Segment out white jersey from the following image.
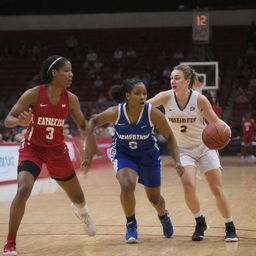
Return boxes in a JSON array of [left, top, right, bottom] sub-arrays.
[[164, 89, 206, 148]]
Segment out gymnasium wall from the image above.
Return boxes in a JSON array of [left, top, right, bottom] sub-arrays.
[[0, 9, 255, 31]]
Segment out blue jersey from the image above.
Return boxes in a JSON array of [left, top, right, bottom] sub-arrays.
[[111, 102, 159, 157], [110, 103, 161, 188]]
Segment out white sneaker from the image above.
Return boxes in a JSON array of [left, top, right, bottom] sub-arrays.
[[70, 203, 96, 236]]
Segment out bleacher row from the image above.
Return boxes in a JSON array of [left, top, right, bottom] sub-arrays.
[[0, 26, 250, 130]]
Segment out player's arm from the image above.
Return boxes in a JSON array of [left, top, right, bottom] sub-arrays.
[[86, 106, 118, 136], [252, 118, 256, 128], [150, 107, 184, 176], [82, 106, 118, 170], [147, 90, 170, 108], [69, 92, 87, 132], [68, 92, 103, 171], [198, 94, 231, 130], [4, 88, 38, 128]]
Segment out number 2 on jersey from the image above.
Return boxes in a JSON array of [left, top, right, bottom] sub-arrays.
[[180, 125, 187, 133]]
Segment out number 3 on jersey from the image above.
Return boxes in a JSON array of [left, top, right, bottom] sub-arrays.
[[46, 127, 54, 140], [180, 125, 187, 133]]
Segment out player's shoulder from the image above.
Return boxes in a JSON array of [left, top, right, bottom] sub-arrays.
[[107, 105, 119, 114], [67, 90, 80, 104], [197, 93, 208, 103], [21, 86, 39, 100]]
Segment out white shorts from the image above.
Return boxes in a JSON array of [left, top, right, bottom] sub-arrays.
[[179, 144, 222, 173]]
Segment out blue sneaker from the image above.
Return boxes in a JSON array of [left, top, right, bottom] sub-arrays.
[[126, 220, 138, 243], [158, 210, 174, 238]]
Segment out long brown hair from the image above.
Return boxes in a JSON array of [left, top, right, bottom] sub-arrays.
[[173, 64, 199, 89]]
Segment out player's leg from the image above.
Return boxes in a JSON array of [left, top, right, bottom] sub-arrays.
[[205, 169, 238, 242], [200, 148, 238, 242], [180, 165, 200, 213], [180, 165, 208, 241], [56, 175, 96, 236], [144, 186, 174, 238], [248, 142, 255, 159], [47, 143, 96, 236], [116, 167, 138, 243], [205, 168, 231, 218], [3, 161, 39, 256]]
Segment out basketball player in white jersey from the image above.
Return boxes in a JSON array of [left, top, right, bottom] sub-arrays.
[[147, 64, 238, 242]]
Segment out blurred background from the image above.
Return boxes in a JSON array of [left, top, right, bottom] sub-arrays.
[[0, 0, 255, 157]]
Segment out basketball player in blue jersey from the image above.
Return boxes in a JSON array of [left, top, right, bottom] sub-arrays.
[[147, 64, 238, 242], [83, 78, 184, 243]]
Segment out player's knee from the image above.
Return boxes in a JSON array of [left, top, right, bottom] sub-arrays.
[[17, 183, 33, 199], [120, 181, 136, 193]]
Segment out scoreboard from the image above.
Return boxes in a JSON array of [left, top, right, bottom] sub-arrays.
[[192, 10, 210, 43]]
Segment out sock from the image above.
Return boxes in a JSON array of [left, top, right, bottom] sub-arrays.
[[158, 210, 167, 219], [74, 204, 89, 215], [225, 217, 233, 224], [126, 215, 136, 223], [195, 215, 205, 223], [194, 211, 203, 218], [7, 234, 16, 244]]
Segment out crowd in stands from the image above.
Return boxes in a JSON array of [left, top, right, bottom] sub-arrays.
[[231, 21, 256, 137], [0, 24, 255, 151]]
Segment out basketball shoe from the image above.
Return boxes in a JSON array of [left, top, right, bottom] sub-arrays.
[[158, 210, 174, 238], [3, 242, 17, 256], [126, 220, 138, 243], [192, 216, 209, 241], [225, 222, 238, 242], [70, 203, 96, 236]]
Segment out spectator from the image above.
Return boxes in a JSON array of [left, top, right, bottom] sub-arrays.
[[93, 75, 104, 88], [86, 49, 98, 66], [241, 112, 255, 160], [97, 93, 108, 103], [162, 66, 171, 79], [113, 48, 123, 64], [65, 35, 79, 57], [125, 47, 137, 64], [173, 48, 184, 63]]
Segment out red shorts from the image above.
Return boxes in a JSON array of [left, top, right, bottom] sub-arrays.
[[18, 141, 75, 180], [242, 134, 254, 143]]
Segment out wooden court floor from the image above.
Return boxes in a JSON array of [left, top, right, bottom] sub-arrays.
[[0, 156, 256, 256]]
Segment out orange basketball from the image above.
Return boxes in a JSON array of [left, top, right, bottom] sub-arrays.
[[202, 123, 231, 150]]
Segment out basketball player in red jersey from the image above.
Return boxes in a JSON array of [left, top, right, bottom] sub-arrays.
[[241, 112, 255, 159], [3, 55, 98, 256]]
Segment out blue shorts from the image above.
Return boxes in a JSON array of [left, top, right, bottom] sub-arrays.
[[111, 151, 161, 188]]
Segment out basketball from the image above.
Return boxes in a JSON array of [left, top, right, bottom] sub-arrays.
[[202, 123, 231, 150]]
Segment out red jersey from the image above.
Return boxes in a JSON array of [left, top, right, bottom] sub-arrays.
[[24, 85, 69, 147], [242, 119, 254, 143]]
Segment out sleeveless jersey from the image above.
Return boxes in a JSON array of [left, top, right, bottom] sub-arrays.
[[164, 89, 206, 148], [23, 85, 69, 147], [111, 103, 159, 157]]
